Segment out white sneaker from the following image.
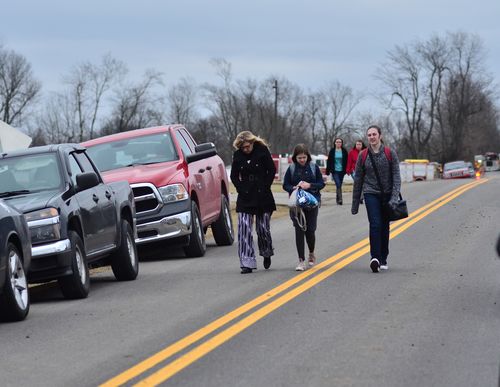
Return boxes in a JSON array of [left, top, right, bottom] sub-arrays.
[[370, 258, 380, 273], [295, 260, 306, 271], [380, 264, 389, 270], [308, 252, 316, 266]]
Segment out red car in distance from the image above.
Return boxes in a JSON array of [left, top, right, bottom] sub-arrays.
[[442, 161, 474, 179]]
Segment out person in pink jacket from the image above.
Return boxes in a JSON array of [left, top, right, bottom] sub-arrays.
[[346, 140, 366, 176], [346, 140, 366, 203]]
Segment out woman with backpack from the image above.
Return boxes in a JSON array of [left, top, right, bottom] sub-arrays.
[[283, 144, 325, 271], [351, 125, 401, 273]]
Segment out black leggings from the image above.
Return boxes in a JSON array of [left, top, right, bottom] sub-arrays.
[[290, 207, 318, 259]]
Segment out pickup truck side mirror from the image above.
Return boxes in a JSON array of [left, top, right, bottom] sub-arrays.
[[185, 142, 217, 164], [76, 172, 100, 192]]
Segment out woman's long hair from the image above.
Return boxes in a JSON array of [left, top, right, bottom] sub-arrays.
[[232, 131, 269, 150]]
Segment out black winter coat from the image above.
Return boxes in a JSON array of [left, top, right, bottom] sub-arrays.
[[326, 147, 348, 175], [230, 143, 277, 214]]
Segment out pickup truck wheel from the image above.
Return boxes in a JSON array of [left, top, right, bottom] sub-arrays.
[[111, 219, 139, 281], [0, 243, 29, 321], [212, 195, 234, 246], [183, 201, 206, 257], [58, 231, 90, 299]]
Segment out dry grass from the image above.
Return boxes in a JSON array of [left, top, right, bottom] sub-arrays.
[[206, 203, 289, 240], [210, 180, 353, 240], [229, 181, 353, 194]]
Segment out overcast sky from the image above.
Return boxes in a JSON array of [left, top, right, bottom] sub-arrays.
[[2, 0, 499, 114]]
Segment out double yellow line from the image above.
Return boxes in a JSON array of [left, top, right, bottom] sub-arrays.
[[101, 178, 488, 386]]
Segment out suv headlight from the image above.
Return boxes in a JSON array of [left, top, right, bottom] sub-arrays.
[[158, 184, 188, 203], [25, 208, 61, 244]]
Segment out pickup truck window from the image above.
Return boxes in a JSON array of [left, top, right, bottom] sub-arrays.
[[68, 154, 83, 186], [175, 131, 193, 157], [87, 133, 178, 171], [74, 152, 98, 174], [0, 153, 62, 194], [179, 129, 197, 152]]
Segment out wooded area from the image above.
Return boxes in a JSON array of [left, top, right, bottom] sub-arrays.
[[1, 31, 498, 165]]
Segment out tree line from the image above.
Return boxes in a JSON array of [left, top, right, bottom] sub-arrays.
[[1, 31, 498, 165]]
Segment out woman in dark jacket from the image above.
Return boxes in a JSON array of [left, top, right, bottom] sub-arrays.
[[283, 144, 325, 271], [326, 137, 348, 205], [230, 131, 276, 274]]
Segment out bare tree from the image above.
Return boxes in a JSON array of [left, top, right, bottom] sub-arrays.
[[265, 77, 307, 153], [437, 32, 495, 162], [101, 70, 164, 134], [37, 92, 80, 143], [202, 58, 243, 144], [377, 38, 448, 159], [0, 45, 41, 125], [62, 54, 126, 141], [317, 80, 362, 153], [376, 32, 498, 162], [166, 77, 199, 127], [203, 60, 309, 155]]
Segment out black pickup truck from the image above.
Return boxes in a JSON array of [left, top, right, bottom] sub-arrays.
[[0, 144, 138, 299]]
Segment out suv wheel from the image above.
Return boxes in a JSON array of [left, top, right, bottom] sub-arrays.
[[212, 195, 234, 246], [58, 231, 90, 299], [111, 219, 139, 281], [0, 243, 29, 321], [183, 201, 206, 257]]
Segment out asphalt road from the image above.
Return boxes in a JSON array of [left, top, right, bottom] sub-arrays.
[[1, 174, 499, 387]]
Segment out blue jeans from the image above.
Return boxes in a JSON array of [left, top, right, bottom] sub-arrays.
[[364, 193, 390, 264], [332, 171, 345, 189]]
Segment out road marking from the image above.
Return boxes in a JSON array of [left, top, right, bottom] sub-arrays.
[[100, 178, 487, 386]]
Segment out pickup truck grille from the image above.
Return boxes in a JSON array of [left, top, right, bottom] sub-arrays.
[[131, 183, 161, 214]]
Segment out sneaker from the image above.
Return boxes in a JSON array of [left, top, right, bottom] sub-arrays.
[[370, 258, 380, 273], [295, 260, 306, 271], [263, 256, 271, 269], [240, 267, 253, 274], [380, 264, 389, 271], [308, 252, 316, 266]]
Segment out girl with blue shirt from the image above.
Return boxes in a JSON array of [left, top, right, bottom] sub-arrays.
[[326, 138, 348, 205]]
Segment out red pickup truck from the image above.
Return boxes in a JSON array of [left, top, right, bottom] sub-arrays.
[[82, 125, 234, 257]]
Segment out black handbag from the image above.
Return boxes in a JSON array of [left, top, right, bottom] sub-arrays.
[[386, 193, 408, 221], [368, 150, 409, 221]]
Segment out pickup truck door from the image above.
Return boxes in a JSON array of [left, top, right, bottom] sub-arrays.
[[71, 153, 118, 253], [175, 130, 219, 221]]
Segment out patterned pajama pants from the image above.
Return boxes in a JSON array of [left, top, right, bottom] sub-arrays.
[[237, 212, 274, 269]]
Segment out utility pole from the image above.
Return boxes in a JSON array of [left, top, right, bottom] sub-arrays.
[[272, 79, 278, 134]]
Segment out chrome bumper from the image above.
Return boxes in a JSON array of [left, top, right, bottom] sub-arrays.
[[32, 239, 71, 258], [136, 211, 191, 245]]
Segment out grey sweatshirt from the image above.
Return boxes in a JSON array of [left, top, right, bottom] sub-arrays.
[[351, 146, 401, 214]]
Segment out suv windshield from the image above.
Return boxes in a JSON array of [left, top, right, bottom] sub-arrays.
[[86, 132, 178, 172], [0, 153, 62, 195]]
